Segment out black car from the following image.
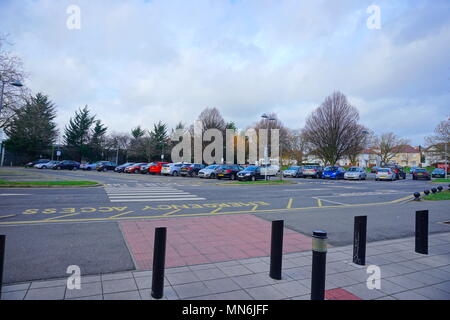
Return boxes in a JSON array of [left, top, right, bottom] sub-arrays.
[[25, 159, 50, 168], [412, 168, 431, 180], [215, 164, 245, 180], [114, 162, 135, 173], [180, 164, 205, 177], [431, 168, 446, 178], [96, 161, 117, 172], [237, 166, 264, 181], [53, 160, 80, 170], [388, 165, 406, 180]]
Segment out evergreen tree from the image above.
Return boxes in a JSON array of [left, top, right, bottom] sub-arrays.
[[5, 93, 58, 160], [89, 120, 108, 161], [64, 105, 95, 161], [150, 121, 169, 160]]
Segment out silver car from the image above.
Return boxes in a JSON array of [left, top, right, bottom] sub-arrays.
[[34, 160, 61, 169], [375, 168, 396, 181], [198, 165, 220, 179], [161, 163, 184, 176], [344, 167, 367, 180]]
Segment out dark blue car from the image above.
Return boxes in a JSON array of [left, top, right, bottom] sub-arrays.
[[321, 166, 346, 179]]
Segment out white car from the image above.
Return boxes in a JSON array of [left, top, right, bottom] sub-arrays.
[[198, 165, 220, 179], [344, 167, 367, 180], [34, 160, 61, 169], [375, 168, 396, 181], [259, 164, 280, 177]]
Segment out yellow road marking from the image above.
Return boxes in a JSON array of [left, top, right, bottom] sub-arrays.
[[162, 209, 181, 217], [210, 207, 222, 214], [44, 212, 82, 221], [0, 194, 416, 225], [317, 198, 323, 207], [0, 214, 16, 219], [287, 198, 293, 209], [109, 211, 134, 219]]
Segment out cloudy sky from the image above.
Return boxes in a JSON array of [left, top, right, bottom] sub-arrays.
[[1, 0, 449, 145]]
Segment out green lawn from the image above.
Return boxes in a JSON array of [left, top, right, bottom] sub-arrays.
[[423, 190, 450, 201], [0, 180, 99, 186], [432, 178, 450, 183]]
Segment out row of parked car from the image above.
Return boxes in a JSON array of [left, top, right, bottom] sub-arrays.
[[25, 159, 446, 182]]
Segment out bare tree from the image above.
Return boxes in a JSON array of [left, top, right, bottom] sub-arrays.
[[302, 91, 367, 166], [0, 35, 28, 128], [198, 107, 226, 131], [373, 132, 409, 165], [344, 126, 371, 165], [284, 129, 307, 165], [425, 120, 450, 164]]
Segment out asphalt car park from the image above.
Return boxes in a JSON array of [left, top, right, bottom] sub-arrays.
[[1, 167, 449, 284]]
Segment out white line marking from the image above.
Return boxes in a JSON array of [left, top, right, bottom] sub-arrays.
[[110, 198, 206, 202]]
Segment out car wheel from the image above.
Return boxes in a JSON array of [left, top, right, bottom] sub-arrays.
[[210, 173, 216, 179]]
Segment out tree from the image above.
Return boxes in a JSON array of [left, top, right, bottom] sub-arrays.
[[0, 35, 28, 128], [302, 91, 367, 166], [4, 93, 58, 160], [89, 120, 108, 161], [373, 132, 409, 165], [344, 126, 372, 165], [284, 129, 307, 165], [64, 106, 96, 161], [131, 126, 146, 139], [425, 120, 450, 164], [149, 121, 169, 161]]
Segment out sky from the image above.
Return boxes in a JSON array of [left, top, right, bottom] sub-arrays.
[[0, 0, 449, 146]]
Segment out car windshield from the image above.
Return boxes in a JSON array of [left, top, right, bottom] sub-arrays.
[[324, 167, 338, 171], [244, 166, 258, 171], [378, 169, 390, 172], [287, 167, 299, 170], [205, 165, 218, 170], [433, 168, 444, 172], [416, 169, 427, 173], [304, 166, 318, 169], [348, 167, 360, 172]]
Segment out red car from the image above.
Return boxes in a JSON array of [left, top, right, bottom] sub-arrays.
[[124, 163, 147, 173], [148, 162, 169, 175]]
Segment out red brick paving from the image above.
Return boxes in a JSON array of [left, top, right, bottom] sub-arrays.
[[119, 214, 313, 270], [325, 288, 362, 300]]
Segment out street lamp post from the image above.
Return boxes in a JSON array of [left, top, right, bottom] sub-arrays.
[[261, 113, 276, 181], [0, 80, 23, 167]]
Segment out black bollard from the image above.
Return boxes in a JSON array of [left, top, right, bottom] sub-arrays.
[[415, 210, 428, 254], [353, 216, 367, 265], [269, 220, 284, 280], [151, 227, 167, 299], [0, 235, 5, 300], [311, 230, 327, 300]]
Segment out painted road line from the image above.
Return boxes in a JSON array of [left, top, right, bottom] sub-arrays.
[[108, 193, 192, 197], [45, 212, 82, 221], [314, 197, 347, 206], [0, 214, 16, 220], [287, 198, 293, 209], [110, 198, 206, 202], [316, 198, 323, 207], [109, 211, 135, 219], [210, 207, 222, 214], [162, 209, 182, 217], [0, 194, 30, 196]]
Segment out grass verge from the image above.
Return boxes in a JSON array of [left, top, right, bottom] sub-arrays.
[[431, 178, 450, 183], [423, 190, 450, 201], [0, 180, 99, 186]]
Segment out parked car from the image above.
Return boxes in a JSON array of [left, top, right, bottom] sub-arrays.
[[25, 159, 50, 168], [53, 160, 80, 170], [388, 165, 406, 180], [370, 166, 380, 174], [215, 164, 245, 180], [259, 164, 280, 177], [237, 166, 264, 181], [96, 161, 117, 172], [375, 168, 396, 181], [409, 167, 420, 174], [431, 168, 446, 178], [344, 167, 367, 180], [412, 168, 431, 180], [322, 166, 346, 179], [302, 165, 323, 179], [34, 160, 61, 169], [124, 163, 147, 173], [161, 163, 184, 176], [198, 165, 220, 179], [148, 162, 169, 175], [139, 163, 152, 174], [282, 166, 303, 178], [114, 162, 135, 173], [180, 164, 205, 177], [80, 162, 99, 171]]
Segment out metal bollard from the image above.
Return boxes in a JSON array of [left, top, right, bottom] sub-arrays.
[[311, 230, 327, 300], [269, 220, 284, 280], [0, 235, 5, 300], [151, 227, 167, 299], [353, 216, 367, 265], [415, 210, 428, 255]]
